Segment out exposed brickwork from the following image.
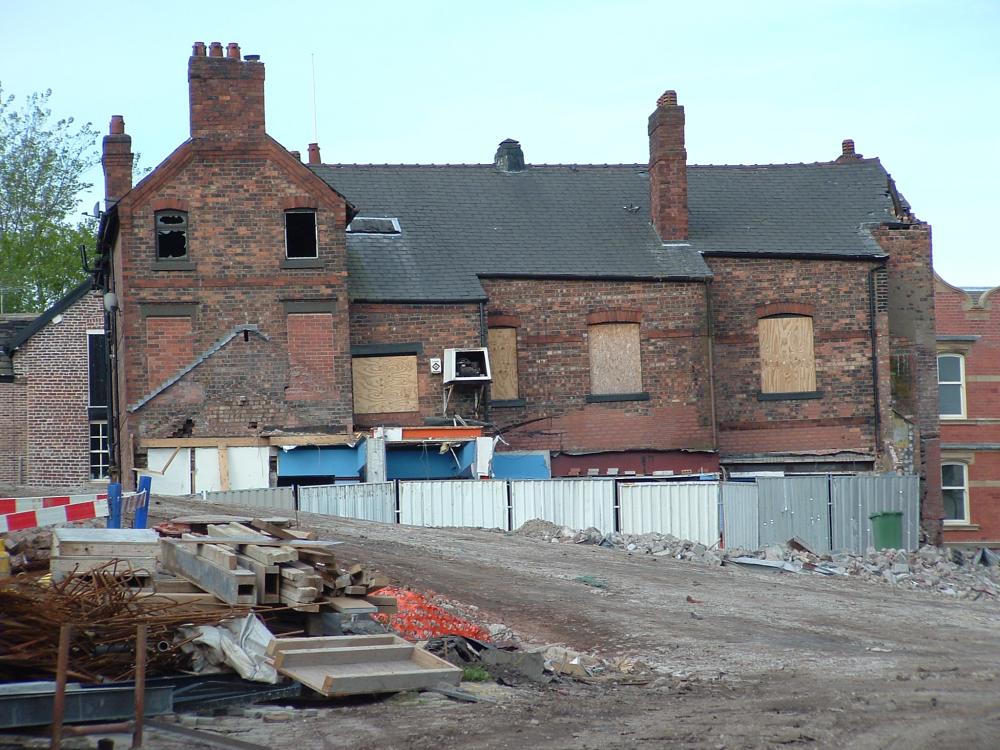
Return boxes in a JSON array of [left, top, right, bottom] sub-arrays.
[[648, 91, 688, 241], [875, 223, 942, 541], [145, 317, 193, 389], [0, 293, 104, 486], [936, 278, 1000, 543], [348, 303, 482, 423], [111, 50, 354, 480], [707, 258, 884, 458], [286, 313, 337, 401], [481, 278, 713, 453]]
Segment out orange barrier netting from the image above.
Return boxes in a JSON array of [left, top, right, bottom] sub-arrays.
[[372, 586, 491, 642]]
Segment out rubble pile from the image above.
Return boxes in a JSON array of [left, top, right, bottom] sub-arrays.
[[515, 519, 1000, 601], [515, 519, 723, 564], [731, 543, 1000, 600]]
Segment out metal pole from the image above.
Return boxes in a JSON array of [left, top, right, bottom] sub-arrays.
[[50, 624, 72, 749], [132, 624, 147, 749]]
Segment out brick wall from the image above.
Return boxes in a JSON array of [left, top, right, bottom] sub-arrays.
[[286, 313, 337, 401], [707, 257, 883, 459], [480, 278, 713, 454], [935, 278, 1000, 542], [114, 146, 354, 451], [0, 292, 104, 486], [348, 303, 483, 425], [875, 223, 941, 541], [146, 317, 194, 389]]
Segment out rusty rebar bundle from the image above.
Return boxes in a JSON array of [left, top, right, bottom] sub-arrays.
[[0, 563, 252, 683]]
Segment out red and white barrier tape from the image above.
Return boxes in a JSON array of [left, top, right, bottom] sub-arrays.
[[0, 493, 109, 515], [0, 499, 110, 533]]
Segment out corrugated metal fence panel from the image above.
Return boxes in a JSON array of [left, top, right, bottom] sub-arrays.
[[619, 482, 720, 546], [399, 481, 508, 529], [299, 482, 396, 524], [830, 474, 920, 552], [721, 482, 759, 550], [201, 486, 295, 511], [510, 479, 615, 534], [756, 476, 831, 553]]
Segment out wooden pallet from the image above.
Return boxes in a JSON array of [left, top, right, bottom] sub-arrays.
[[267, 635, 461, 696]]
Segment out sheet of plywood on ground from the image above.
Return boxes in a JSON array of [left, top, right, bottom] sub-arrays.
[[588, 323, 642, 394], [487, 327, 519, 400], [351, 355, 418, 414], [159, 540, 256, 605], [758, 315, 816, 393]]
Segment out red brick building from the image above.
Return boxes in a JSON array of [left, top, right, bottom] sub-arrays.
[[96, 42, 941, 538], [935, 276, 1000, 544], [0, 283, 110, 486]]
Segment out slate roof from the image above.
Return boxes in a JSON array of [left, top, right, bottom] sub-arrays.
[[312, 158, 900, 302]]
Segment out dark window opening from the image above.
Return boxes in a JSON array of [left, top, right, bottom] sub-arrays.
[[88, 332, 108, 408], [89, 421, 110, 480], [155, 211, 188, 259], [285, 210, 318, 258]]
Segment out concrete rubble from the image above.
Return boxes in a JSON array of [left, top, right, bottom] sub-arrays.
[[514, 519, 1000, 602]]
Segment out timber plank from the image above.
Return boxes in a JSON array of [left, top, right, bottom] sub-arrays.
[[159, 540, 256, 605]]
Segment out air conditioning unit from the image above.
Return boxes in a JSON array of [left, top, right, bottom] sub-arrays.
[[442, 347, 492, 385]]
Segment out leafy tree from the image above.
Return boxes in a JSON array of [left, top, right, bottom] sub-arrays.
[[0, 85, 100, 314]]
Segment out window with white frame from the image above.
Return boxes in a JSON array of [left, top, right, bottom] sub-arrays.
[[89, 420, 110, 480], [941, 462, 969, 524], [938, 353, 966, 418]]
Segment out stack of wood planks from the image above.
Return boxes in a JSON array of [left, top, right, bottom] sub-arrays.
[[157, 520, 396, 614], [49, 528, 160, 584]]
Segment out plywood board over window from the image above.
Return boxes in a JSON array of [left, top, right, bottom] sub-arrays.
[[352, 355, 419, 414], [488, 328, 519, 400], [589, 323, 642, 394], [758, 315, 816, 393]]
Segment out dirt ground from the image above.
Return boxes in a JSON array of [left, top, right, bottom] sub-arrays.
[[121, 495, 1000, 750], [7, 489, 1000, 749]]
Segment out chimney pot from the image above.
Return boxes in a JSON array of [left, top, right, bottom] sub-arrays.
[[209, 41, 224, 57], [308, 143, 322, 165], [109, 115, 125, 135], [227, 43, 241, 59], [657, 90, 678, 107], [842, 139, 855, 156], [192, 41, 207, 57]]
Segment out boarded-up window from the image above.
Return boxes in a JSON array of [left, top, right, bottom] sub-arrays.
[[352, 355, 419, 414], [758, 315, 816, 394], [488, 328, 519, 400], [589, 323, 642, 395]]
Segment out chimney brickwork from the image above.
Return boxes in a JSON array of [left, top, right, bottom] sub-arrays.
[[648, 90, 688, 241], [189, 41, 265, 141], [102, 115, 133, 206]]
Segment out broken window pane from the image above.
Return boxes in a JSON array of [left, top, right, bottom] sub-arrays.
[[155, 211, 188, 259], [286, 210, 318, 258]]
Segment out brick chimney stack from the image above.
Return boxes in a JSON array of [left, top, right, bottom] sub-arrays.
[[835, 138, 863, 163], [189, 40, 265, 142], [648, 90, 688, 241], [307, 143, 322, 165], [102, 115, 133, 207]]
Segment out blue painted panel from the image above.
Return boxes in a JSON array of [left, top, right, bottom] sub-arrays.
[[278, 446, 361, 478], [386, 445, 469, 480], [493, 453, 551, 480]]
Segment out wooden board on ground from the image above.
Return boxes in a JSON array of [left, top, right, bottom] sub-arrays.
[[159, 539, 256, 605], [52, 528, 159, 558], [326, 597, 378, 615], [268, 634, 461, 697], [250, 519, 317, 541]]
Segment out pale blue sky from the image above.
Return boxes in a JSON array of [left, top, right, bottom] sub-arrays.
[[3, 0, 997, 286]]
